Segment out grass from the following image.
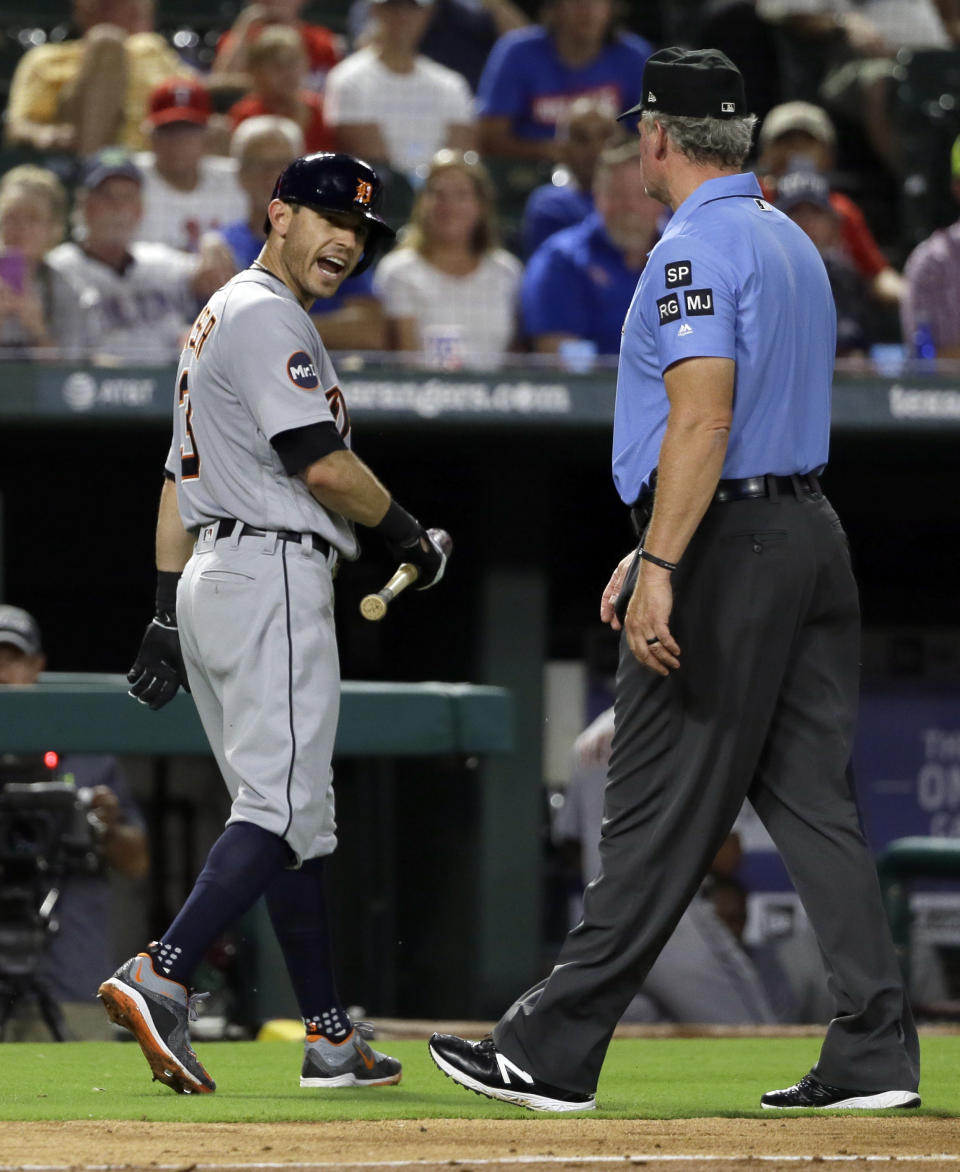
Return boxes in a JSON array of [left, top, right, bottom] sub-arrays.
[[0, 1036, 957, 1121]]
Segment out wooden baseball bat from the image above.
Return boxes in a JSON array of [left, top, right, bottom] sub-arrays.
[[359, 563, 419, 622], [360, 527, 453, 621]]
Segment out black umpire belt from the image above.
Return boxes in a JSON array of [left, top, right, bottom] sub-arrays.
[[205, 518, 331, 556], [631, 472, 822, 535]]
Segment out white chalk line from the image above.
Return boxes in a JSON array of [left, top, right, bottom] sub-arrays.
[[4, 1156, 960, 1169]]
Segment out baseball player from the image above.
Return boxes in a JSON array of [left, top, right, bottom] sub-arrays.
[[98, 152, 450, 1094]]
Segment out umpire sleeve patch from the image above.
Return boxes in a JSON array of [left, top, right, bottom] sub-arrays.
[[684, 288, 715, 316], [656, 294, 682, 325], [664, 260, 692, 287]]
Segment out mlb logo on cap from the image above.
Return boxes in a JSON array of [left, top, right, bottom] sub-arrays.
[[618, 47, 748, 123]]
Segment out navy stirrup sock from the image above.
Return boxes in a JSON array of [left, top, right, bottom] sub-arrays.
[[265, 856, 349, 1039], [154, 821, 293, 985]]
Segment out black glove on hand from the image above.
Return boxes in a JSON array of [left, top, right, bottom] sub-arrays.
[[127, 614, 191, 710], [387, 526, 449, 590], [374, 500, 449, 590], [128, 569, 190, 710]]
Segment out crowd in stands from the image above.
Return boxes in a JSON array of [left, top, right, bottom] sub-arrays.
[[2, 0, 960, 368]]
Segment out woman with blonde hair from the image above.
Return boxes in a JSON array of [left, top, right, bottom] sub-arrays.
[[0, 164, 91, 357], [373, 149, 522, 369]]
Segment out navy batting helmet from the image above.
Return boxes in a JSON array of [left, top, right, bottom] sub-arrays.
[[266, 152, 396, 275]]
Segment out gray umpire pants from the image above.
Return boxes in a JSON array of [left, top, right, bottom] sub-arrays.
[[494, 488, 920, 1095]]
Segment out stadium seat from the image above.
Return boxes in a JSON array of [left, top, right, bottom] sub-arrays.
[[892, 47, 960, 250], [482, 156, 555, 257], [770, 26, 828, 104], [301, 0, 354, 37]]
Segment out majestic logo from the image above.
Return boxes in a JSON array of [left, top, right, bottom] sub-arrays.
[[684, 288, 715, 316], [656, 294, 681, 325], [754, 197, 773, 211], [647, 91, 657, 103], [721, 101, 736, 113], [287, 351, 319, 389], [664, 261, 692, 288], [354, 180, 373, 206], [678, 323, 694, 337], [495, 1052, 534, 1086]]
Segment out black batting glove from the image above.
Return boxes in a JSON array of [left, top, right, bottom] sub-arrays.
[[127, 570, 190, 710], [373, 501, 449, 590], [387, 527, 449, 590], [127, 615, 191, 710]]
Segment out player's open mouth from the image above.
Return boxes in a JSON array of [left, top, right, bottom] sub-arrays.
[[316, 256, 347, 276]]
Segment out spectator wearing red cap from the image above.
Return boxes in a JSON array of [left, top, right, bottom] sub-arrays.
[[134, 78, 247, 254], [227, 25, 335, 154]]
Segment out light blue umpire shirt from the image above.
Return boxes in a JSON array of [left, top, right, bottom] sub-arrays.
[[612, 172, 836, 506]]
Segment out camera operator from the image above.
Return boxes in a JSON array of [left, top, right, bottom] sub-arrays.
[[0, 605, 149, 1040]]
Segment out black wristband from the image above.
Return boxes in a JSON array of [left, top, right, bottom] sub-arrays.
[[639, 547, 679, 572], [370, 499, 421, 544], [156, 570, 182, 618]]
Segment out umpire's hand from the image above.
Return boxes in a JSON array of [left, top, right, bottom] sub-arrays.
[[127, 616, 191, 710]]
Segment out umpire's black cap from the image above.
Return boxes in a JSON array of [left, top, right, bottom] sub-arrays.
[[618, 47, 748, 123], [267, 152, 396, 275]]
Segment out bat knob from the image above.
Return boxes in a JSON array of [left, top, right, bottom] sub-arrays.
[[427, 527, 453, 557], [359, 594, 388, 621]]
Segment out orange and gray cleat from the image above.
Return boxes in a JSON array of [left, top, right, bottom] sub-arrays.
[[98, 949, 215, 1094], [300, 1026, 402, 1088]]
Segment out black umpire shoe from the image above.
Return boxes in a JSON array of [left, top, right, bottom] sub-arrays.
[[761, 1073, 921, 1110], [428, 1033, 596, 1113]]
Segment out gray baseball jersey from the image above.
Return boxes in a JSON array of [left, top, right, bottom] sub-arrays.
[[165, 266, 358, 559], [163, 264, 364, 861]]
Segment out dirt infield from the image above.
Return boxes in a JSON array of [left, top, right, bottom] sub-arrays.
[[3, 1116, 960, 1171]]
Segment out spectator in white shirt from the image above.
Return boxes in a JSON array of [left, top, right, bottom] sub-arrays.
[[47, 148, 234, 363], [374, 149, 521, 368], [324, 0, 476, 183], [134, 78, 247, 253]]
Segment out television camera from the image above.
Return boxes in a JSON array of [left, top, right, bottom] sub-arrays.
[[0, 754, 104, 1040]]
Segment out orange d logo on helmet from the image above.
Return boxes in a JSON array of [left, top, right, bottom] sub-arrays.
[[355, 180, 373, 206]]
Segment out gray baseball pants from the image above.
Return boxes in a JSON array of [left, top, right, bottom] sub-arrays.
[[177, 523, 341, 864], [494, 489, 920, 1096]]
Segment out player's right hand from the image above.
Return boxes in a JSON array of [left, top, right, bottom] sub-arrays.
[[386, 526, 450, 590], [127, 617, 191, 710]]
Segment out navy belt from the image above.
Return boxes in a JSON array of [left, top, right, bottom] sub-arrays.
[[630, 472, 822, 535], [210, 518, 331, 556]]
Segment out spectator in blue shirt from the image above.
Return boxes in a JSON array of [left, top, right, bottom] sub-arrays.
[[521, 138, 662, 356], [521, 94, 622, 258], [475, 0, 652, 161]]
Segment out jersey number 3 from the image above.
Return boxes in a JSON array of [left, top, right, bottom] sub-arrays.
[[178, 371, 200, 480]]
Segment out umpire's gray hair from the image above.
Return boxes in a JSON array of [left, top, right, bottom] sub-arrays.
[[641, 110, 757, 169], [230, 115, 304, 161]]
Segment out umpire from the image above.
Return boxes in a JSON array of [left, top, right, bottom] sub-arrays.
[[430, 48, 921, 1112]]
